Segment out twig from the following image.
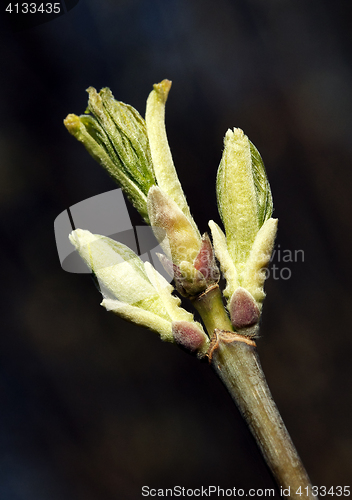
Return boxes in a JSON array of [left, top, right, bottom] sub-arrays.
[[193, 286, 317, 500]]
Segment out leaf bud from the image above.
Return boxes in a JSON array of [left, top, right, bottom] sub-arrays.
[[64, 87, 155, 223]]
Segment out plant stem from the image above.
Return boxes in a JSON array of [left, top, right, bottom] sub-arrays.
[[193, 286, 317, 500], [212, 341, 316, 499], [192, 284, 234, 333]]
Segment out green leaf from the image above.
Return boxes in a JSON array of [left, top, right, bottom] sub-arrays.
[[64, 87, 156, 223], [249, 140, 273, 226], [64, 113, 150, 223], [86, 87, 156, 194], [216, 128, 259, 269]]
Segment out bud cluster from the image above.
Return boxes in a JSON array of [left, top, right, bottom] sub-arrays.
[[65, 80, 277, 351], [210, 128, 277, 336], [69, 229, 209, 357]]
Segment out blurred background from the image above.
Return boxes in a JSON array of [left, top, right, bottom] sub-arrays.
[[1, 0, 352, 498]]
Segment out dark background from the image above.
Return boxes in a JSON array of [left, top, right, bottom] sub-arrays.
[[1, 1, 352, 498]]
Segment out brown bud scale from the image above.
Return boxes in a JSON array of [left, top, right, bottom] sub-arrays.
[[230, 287, 260, 329], [172, 321, 206, 352]]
